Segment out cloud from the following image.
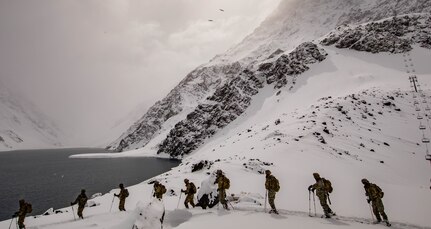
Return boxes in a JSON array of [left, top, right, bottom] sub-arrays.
[[0, 0, 281, 146]]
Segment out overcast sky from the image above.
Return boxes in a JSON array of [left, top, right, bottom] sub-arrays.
[[0, 0, 281, 146]]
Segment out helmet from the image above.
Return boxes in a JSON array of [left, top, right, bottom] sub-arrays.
[[119, 183, 124, 188], [216, 170, 223, 175], [19, 199, 25, 204], [265, 170, 271, 175], [81, 189, 86, 194], [184, 179, 189, 183], [313, 173, 320, 179], [361, 178, 369, 184]]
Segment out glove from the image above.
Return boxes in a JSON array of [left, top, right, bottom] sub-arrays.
[[153, 193, 156, 197], [70, 202, 73, 206], [308, 185, 313, 191], [114, 194, 118, 197], [12, 212, 18, 217], [367, 199, 371, 204], [181, 189, 185, 193]]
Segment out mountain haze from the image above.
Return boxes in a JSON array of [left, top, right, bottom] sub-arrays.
[[0, 81, 64, 151]]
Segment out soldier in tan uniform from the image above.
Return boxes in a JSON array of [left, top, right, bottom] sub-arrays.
[[114, 183, 129, 211], [181, 179, 196, 208], [71, 189, 88, 219], [214, 170, 230, 210], [153, 181, 167, 200], [362, 179, 391, 226], [265, 170, 280, 214], [13, 199, 32, 229], [308, 173, 335, 218]]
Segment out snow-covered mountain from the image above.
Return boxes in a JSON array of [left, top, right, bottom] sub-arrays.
[[107, 0, 431, 156], [2, 1, 430, 229], [0, 81, 64, 151]]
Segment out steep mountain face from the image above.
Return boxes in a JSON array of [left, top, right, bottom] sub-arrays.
[[108, 0, 431, 156], [0, 82, 63, 151], [158, 43, 327, 157]]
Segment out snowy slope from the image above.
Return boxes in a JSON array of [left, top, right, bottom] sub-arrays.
[[0, 82, 64, 151], [107, 0, 431, 153], [61, 42, 430, 229]]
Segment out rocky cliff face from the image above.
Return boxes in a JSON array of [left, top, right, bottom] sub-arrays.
[[321, 14, 431, 53], [108, 0, 431, 156], [157, 43, 327, 157]]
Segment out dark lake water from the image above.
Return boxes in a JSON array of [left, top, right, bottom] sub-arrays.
[[0, 148, 180, 221]]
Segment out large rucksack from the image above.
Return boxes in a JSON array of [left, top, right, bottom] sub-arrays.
[[322, 178, 333, 193], [272, 177, 280, 192], [190, 183, 197, 194], [26, 203, 32, 213], [373, 184, 384, 198], [223, 177, 230, 189], [124, 189, 129, 198], [160, 185, 167, 194]]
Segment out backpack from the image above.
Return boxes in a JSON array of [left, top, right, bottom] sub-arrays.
[[190, 183, 197, 194], [272, 177, 280, 192], [124, 189, 129, 198], [26, 204, 32, 213], [161, 185, 167, 194], [373, 184, 384, 198], [223, 177, 230, 189], [322, 178, 333, 193]]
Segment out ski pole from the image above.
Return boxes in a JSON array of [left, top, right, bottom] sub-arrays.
[[313, 193, 317, 216], [8, 217, 14, 229], [368, 202, 375, 221], [226, 191, 235, 210], [110, 195, 116, 212], [71, 205, 76, 221], [264, 190, 268, 213], [176, 192, 182, 209], [327, 193, 332, 205], [308, 191, 311, 216]]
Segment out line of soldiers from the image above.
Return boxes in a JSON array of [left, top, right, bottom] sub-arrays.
[[12, 170, 390, 228], [306, 173, 390, 226]]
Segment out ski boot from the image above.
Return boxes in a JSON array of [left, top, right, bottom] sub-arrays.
[[383, 220, 391, 227], [269, 209, 279, 215]]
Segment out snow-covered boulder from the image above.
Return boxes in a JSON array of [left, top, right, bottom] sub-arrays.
[[132, 199, 165, 229], [196, 173, 219, 209]]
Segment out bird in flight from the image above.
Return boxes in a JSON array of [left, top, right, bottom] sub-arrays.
[[219, 9, 225, 12], [208, 19, 214, 22]]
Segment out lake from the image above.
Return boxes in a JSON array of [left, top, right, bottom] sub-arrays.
[[0, 148, 180, 221]]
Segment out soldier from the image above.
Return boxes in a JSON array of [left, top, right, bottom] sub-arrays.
[[361, 179, 391, 226], [13, 199, 32, 229], [265, 170, 280, 214], [71, 189, 88, 219], [153, 181, 167, 200], [181, 179, 197, 208], [308, 173, 335, 218], [114, 183, 129, 211], [214, 170, 230, 210]]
